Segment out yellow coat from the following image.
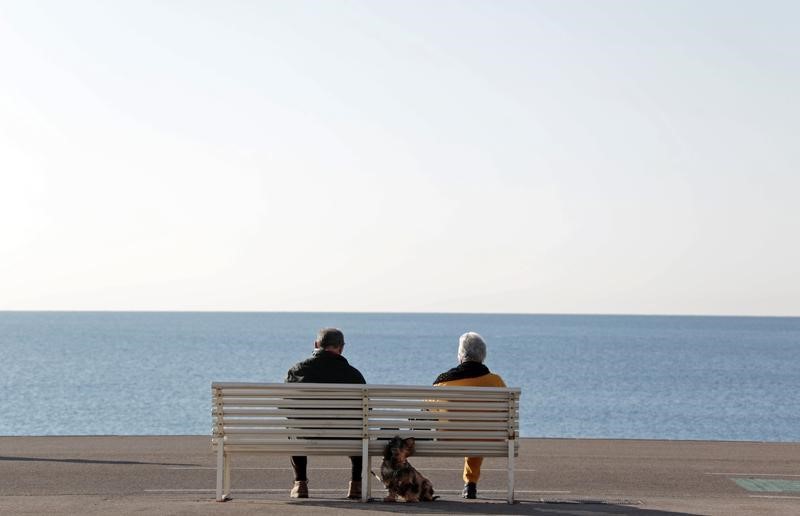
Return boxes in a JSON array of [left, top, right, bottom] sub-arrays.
[[433, 366, 506, 484], [434, 372, 506, 388]]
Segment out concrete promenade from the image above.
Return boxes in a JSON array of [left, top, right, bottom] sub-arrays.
[[1, 436, 799, 515]]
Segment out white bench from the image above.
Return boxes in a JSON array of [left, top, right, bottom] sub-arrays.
[[212, 382, 521, 503]]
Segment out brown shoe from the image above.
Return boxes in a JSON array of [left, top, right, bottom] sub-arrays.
[[290, 480, 308, 498], [347, 480, 362, 499]]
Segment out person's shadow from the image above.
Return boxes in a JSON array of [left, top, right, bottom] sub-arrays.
[[291, 499, 701, 515], [0, 455, 198, 467]]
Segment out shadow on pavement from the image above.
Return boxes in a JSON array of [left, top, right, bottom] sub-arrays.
[[291, 499, 702, 515], [0, 455, 199, 467]]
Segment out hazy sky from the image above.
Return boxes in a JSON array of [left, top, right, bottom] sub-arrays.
[[1, 1, 798, 315]]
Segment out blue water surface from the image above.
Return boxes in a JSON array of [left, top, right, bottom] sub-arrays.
[[1, 311, 798, 441]]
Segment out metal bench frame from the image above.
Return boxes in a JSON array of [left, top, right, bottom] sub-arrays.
[[212, 382, 521, 503]]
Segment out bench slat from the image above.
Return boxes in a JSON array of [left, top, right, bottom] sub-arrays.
[[215, 409, 518, 420], [220, 418, 361, 428], [218, 420, 515, 430], [221, 429, 363, 438], [213, 441, 516, 456], [367, 400, 509, 410], [218, 389, 364, 398], [368, 429, 509, 439], [217, 417, 363, 430], [217, 401, 511, 410], [365, 420, 511, 430], [366, 409, 517, 420], [216, 399, 363, 408], [214, 408, 362, 418], [214, 382, 520, 394], [369, 393, 513, 400]]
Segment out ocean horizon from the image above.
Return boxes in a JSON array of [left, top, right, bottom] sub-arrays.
[[2, 311, 798, 441]]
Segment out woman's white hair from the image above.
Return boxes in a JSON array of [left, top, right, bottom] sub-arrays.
[[458, 332, 487, 363]]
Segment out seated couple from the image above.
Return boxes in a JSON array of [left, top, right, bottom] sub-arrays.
[[285, 327, 506, 500]]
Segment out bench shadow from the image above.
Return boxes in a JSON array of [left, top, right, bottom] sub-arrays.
[[290, 499, 701, 515], [0, 455, 199, 467]]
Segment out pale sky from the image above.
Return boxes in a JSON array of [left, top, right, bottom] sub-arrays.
[[1, 1, 798, 316]]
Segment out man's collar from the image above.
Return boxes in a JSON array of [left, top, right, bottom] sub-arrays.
[[313, 349, 345, 359]]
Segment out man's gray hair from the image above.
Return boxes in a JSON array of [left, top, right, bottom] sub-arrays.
[[458, 332, 487, 363]]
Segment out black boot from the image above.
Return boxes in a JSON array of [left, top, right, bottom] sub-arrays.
[[462, 482, 477, 499]]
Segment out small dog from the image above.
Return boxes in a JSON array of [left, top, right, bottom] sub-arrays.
[[374, 436, 437, 502]]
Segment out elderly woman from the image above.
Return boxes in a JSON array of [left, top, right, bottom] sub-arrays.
[[433, 332, 507, 499]]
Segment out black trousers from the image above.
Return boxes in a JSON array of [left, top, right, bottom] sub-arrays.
[[291, 455, 362, 482]]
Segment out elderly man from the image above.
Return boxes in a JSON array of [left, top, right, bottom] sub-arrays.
[[433, 331, 506, 499], [285, 328, 366, 499]]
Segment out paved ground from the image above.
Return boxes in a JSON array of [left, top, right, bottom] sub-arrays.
[[1, 436, 799, 515]]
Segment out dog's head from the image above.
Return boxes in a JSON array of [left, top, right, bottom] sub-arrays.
[[384, 435, 416, 462]]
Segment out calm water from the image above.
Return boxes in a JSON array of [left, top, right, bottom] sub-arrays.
[[1, 311, 798, 441]]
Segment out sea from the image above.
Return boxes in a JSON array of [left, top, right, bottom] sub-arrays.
[[1, 311, 798, 441]]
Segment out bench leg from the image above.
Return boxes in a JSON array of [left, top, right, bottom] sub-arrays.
[[507, 439, 515, 504], [216, 443, 224, 501], [361, 438, 369, 502], [216, 443, 230, 502], [224, 453, 231, 497]]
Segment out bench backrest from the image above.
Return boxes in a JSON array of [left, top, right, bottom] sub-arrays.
[[212, 382, 520, 457]]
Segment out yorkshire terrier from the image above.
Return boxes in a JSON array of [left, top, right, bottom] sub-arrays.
[[374, 436, 437, 502]]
